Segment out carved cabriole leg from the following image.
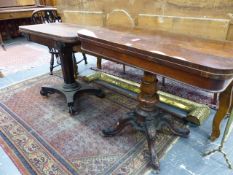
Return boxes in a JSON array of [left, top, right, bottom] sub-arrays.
[[228, 96, 233, 115], [97, 57, 102, 69], [211, 82, 233, 141]]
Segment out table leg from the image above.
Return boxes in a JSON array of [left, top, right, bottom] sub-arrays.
[[213, 93, 218, 105], [97, 57, 102, 69], [40, 43, 105, 114], [0, 34, 5, 50], [211, 82, 233, 141], [102, 71, 189, 170]]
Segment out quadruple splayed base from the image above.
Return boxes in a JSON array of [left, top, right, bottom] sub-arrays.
[[40, 82, 105, 114], [103, 71, 190, 171], [40, 43, 105, 114]]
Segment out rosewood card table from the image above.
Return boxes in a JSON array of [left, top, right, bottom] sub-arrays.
[[77, 27, 233, 170], [19, 23, 104, 114]]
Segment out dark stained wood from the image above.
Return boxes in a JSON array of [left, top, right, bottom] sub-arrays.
[[20, 23, 82, 43], [0, 33, 5, 50], [19, 23, 104, 114], [0, 5, 51, 39], [77, 25, 233, 169], [19, 23, 233, 169], [0, 6, 48, 20]]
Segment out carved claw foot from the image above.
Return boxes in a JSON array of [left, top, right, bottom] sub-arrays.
[[103, 110, 147, 137], [160, 114, 190, 138], [40, 87, 55, 96], [102, 116, 136, 136], [144, 117, 160, 170]]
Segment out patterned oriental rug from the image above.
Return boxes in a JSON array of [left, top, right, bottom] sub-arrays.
[[0, 74, 186, 175], [92, 61, 216, 108]]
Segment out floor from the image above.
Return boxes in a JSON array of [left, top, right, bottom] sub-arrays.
[[0, 38, 233, 175]]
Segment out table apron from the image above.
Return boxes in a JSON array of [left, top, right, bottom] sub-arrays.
[[80, 40, 232, 93]]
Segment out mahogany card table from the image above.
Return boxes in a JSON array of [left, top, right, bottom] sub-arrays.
[[77, 26, 233, 170]]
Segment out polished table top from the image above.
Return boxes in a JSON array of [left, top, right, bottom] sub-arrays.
[[78, 27, 233, 75], [20, 23, 83, 43], [77, 26, 233, 92], [19, 23, 233, 92]]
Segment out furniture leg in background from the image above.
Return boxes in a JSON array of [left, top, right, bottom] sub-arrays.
[[32, 8, 88, 76], [0, 34, 6, 50], [204, 107, 233, 169], [96, 57, 126, 73], [211, 82, 233, 141], [0, 34, 4, 77]]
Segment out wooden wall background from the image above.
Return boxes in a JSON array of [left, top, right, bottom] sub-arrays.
[[54, 0, 233, 41]]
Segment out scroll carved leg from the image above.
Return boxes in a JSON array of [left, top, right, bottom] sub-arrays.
[[211, 83, 233, 141], [159, 114, 190, 137], [144, 115, 159, 170], [102, 113, 140, 137]]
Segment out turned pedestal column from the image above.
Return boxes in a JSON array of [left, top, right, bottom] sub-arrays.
[[103, 71, 190, 170]]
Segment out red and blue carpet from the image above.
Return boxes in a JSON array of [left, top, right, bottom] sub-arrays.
[[0, 74, 185, 175]]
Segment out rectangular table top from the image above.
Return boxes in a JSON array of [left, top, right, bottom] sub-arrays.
[[77, 27, 233, 77], [19, 23, 83, 43]]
